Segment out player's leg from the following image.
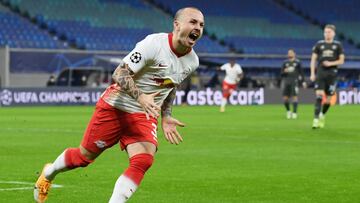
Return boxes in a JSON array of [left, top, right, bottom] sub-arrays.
[[109, 113, 158, 202], [282, 84, 291, 119], [314, 90, 324, 118], [319, 77, 336, 128], [35, 99, 123, 202], [322, 95, 332, 115], [313, 76, 325, 128], [109, 142, 156, 203], [313, 89, 324, 128], [292, 96, 298, 119], [34, 143, 99, 202], [322, 96, 331, 114], [220, 96, 228, 112], [322, 76, 336, 116], [43, 145, 100, 181], [283, 95, 291, 119], [318, 95, 329, 128], [220, 81, 229, 112], [291, 85, 299, 119]]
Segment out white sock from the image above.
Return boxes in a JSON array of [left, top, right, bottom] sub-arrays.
[[221, 98, 227, 108], [109, 175, 138, 203], [44, 151, 69, 181]]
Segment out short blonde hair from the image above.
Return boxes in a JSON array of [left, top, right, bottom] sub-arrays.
[[325, 24, 336, 32], [174, 7, 201, 21]]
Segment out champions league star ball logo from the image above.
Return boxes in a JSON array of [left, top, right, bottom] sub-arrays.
[[130, 52, 142, 63], [0, 89, 13, 106]]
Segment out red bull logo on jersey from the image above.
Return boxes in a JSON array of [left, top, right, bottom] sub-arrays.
[[152, 78, 175, 88]]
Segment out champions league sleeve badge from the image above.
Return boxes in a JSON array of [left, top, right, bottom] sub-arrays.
[[130, 52, 142, 63]]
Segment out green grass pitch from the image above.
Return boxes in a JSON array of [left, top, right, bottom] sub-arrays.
[[1, 104, 360, 203]]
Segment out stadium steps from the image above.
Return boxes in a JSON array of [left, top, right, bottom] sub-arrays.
[[1, 0, 229, 52], [273, 0, 360, 54], [151, 0, 360, 55], [150, 0, 323, 54], [0, 2, 68, 49]]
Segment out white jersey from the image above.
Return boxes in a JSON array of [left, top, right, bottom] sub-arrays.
[[101, 33, 199, 113], [220, 63, 243, 84]]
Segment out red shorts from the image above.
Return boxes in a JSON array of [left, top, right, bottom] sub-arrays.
[[222, 81, 237, 98], [81, 99, 158, 153]]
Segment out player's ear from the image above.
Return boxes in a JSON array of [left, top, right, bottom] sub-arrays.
[[173, 20, 180, 32]]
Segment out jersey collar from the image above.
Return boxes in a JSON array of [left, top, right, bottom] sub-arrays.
[[168, 33, 192, 57]]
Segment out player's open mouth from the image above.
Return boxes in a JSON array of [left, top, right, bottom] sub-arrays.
[[188, 32, 200, 42]]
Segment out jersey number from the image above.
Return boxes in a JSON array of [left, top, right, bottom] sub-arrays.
[[151, 123, 157, 139]]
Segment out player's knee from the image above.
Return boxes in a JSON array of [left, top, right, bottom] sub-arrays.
[[316, 94, 322, 101], [129, 153, 154, 173], [315, 90, 323, 95], [65, 148, 94, 169], [80, 145, 101, 160]]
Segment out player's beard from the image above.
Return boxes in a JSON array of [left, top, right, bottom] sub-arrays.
[[178, 33, 194, 50]]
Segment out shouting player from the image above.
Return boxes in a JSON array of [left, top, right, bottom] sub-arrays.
[[34, 7, 204, 203], [281, 49, 306, 119], [310, 24, 345, 128], [219, 59, 243, 112]]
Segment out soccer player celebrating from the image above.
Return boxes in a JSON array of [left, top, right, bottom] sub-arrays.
[[281, 49, 306, 119], [34, 7, 204, 203], [219, 59, 243, 112], [310, 24, 345, 129]]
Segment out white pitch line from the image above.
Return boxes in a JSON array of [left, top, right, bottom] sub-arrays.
[[0, 181, 63, 191], [1, 127, 82, 133], [0, 187, 35, 191]]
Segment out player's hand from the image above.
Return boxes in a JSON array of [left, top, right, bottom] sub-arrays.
[[162, 116, 185, 145], [137, 92, 161, 120], [322, 61, 332, 67], [310, 74, 316, 82]]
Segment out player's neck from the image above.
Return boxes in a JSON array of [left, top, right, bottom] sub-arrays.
[[174, 41, 189, 54], [325, 38, 334, 43], [170, 33, 191, 56]]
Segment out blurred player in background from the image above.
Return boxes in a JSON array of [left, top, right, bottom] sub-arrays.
[[219, 59, 243, 112], [281, 49, 306, 119], [310, 24, 345, 129], [34, 7, 204, 203]]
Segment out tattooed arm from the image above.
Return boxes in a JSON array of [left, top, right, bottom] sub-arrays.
[[161, 88, 185, 145], [112, 63, 143, 100], [112, 63, 160, 119], [161, 88, 176, 117]]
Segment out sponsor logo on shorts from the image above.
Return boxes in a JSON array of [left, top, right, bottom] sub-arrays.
[[94, 140, 106, 148], [151, 123, 157, 141]]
